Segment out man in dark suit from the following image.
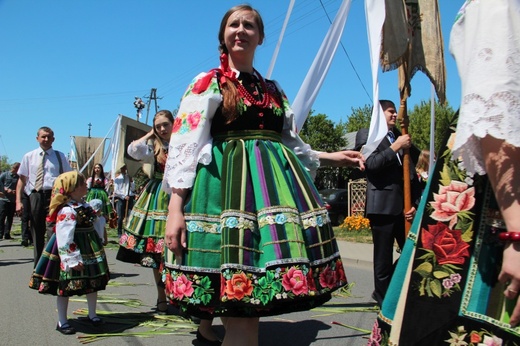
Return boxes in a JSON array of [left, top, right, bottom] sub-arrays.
[[355, 100, 421, 306]]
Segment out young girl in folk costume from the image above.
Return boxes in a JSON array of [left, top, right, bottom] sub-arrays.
[[415, 149, 431, 191], [85, 163, 112, 218], [29, 171, 110, 335], [162, 5, 365, 345], [116, 110, 172, 314]]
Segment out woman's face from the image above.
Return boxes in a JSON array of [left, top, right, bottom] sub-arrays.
[[94, 165, 101, 174], [154, 115, 173, 141], [223, 10, 262, 59]]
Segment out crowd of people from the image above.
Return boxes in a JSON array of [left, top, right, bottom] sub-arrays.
[[1, 1, 519, 345]]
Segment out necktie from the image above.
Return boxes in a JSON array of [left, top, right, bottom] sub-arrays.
[[388, 132, 402, 165], [388, 131, 395, 143], [35, 151, 46, 191]]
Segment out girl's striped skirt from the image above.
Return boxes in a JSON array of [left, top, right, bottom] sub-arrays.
[[117, 172, 168, 269], [29, 226, 109, 297]]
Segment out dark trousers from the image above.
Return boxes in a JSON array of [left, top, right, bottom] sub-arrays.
[[367, 213, 406, 306], [21, 193, 32, 242], [29, 190, 52, 267], [115, 197, 134, 236], [0, 200, 15, 237]]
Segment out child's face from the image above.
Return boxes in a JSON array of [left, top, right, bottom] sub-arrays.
[[73, 181, 88, 199]]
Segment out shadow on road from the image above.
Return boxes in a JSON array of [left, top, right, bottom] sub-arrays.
[[0, 257, 34, 267], [258, 319, 331, 346]]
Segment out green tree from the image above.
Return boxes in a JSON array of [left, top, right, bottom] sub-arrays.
[[299, 113, 346, 189], [345, 104, 372, 133], [408, 101, 456, 154], [0, 155, 10, 172], [345, 101, 455, 156]]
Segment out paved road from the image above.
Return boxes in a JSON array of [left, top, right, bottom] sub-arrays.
[[0, 231, 378, 346]]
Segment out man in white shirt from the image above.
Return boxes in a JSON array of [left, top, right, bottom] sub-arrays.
[[109, 165, 135, 237], [16, 126, 73, 266]]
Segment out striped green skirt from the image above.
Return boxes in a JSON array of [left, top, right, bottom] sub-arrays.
[[29, 226, 110, 297], [117, 172, 168, 269], [163, 131, 347, 318]]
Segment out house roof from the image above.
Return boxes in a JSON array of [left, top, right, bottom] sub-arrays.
[[343, 131, 357, 150]]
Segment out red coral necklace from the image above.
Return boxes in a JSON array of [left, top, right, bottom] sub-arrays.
[[235, 70, 271, 108]]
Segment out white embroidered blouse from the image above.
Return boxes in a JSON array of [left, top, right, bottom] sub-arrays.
[[163, 72, 321, 191], [55, 201, 99, 271], [450, 0, 520, 176]]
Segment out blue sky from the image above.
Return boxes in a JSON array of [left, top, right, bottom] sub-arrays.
[[0, 0, 463, 165]]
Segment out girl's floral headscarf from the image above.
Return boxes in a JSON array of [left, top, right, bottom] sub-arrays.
[[47, 171, 78, 223]]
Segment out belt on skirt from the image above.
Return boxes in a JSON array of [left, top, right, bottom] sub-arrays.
[[213, 130, 282, 142]]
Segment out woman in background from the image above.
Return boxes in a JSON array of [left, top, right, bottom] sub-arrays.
[[117, 110, 172, 315], [85, 163, 112, 218]]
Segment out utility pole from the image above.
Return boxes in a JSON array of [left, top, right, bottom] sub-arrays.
[[144, 88, 162, 124], [88, 123, 92, 138]]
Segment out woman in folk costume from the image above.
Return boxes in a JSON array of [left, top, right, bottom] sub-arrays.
[[162, 5, 365, 345], [369, 1, 520, 344], [116, 110, 172, 314], [85, 163, 112, 217], [29, 171, 110, 335]]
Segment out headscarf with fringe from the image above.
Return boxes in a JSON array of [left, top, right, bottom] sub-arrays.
[[47, 171, 78, 223]]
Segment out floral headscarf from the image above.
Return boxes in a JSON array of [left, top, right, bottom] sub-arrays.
[[47, 171, 78, 223]]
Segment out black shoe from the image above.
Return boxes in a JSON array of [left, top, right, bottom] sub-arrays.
[[56, 322, 76, 335], [155, 300, 168, 315], [21, 239, 29, 247], [4, 234, 12, 240], [88, 316, 104, 326], [196, 329, 222, 346]]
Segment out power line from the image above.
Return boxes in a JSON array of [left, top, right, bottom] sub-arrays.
[[319, 0, 372, 103]]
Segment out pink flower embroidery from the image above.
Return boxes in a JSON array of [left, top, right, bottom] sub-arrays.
[[482, 335, 503, 346], [155, 239, 164, 253], [367, 320, 382, 346], [186, 112, 202, 130], [172, 274, 194, 299], [119, 233, 128, 245], [442, 278, 454, 289], [430, 181, 475, 229], [281, 267, 308, 295]]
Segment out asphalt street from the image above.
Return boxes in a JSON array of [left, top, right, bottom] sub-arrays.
[[0, 227, 379, 346]]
